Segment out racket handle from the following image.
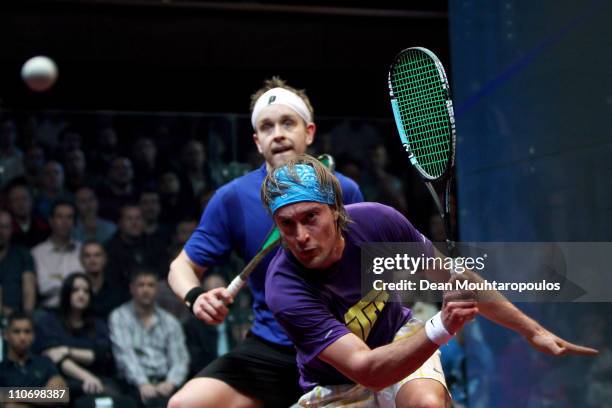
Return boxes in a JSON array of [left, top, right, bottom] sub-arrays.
[[227, 275, 247, 298]]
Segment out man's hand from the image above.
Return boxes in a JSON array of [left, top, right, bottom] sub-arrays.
[[155, 381, 176, 397], [139, 383, 158, 402], [193, 287, 233, 325], [82, 374, 104, 394], [526, 326, 599, 356], [441, 275, 479, 334]]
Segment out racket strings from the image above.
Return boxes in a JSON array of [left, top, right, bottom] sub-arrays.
[[391, 51, 451, 178], [395, 87, 448, 174]]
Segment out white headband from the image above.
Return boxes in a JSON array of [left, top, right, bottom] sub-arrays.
[[251, 87, 312, 129]]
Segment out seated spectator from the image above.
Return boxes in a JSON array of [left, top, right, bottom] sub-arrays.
[[0, 119, 25, 188], [35, 160, 73, 219], [105, 204, 166, 302], [81, 241, 123, 322], [361, 144, 409, 215], [158, 170, 196, 224], [32, 201, 83, 309], [167, 218, 198, 261], [64, 148, 90, 192], [177, 139, 211, 198], [74, 186, 117, 244], [132, 137, 159, 188], [5, 181, 50, 248], [109, 269, 189, 407], [139, 188, 170, 243], [33, 273, 118, 403], [57, 126, 83, 153], [88, 126, 119, 176], [0, 312, 66, 394], [0, 209, 36, 315], [23, 144, 46, 188], [97, 157, 138, 222]]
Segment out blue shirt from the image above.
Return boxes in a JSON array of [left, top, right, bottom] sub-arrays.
[[184, 164, 363, 346]]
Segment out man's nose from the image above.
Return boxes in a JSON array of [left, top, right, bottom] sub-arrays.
[[272, 124, 286, 140], [296, 223, 309, 244]]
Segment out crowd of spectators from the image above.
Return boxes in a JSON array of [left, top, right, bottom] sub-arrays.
[[0, 114, 257, 407], [0, 113, 431, 407]]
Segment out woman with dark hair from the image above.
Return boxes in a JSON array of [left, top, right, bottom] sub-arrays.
[[34, 272, 121, 402]]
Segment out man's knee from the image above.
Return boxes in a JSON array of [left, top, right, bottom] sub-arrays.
[[167, 379, 218, 408], [402, 392, 448, 408], [168, 378, 262, 408], [396, 378, 449, 408], [167, 390, 190, 408]]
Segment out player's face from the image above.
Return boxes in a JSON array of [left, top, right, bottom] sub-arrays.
[[275, 202, 343, 270], [253, 105, 315, 169]]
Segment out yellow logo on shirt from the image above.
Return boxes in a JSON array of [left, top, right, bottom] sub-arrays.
[[344, 290, 389, 341]]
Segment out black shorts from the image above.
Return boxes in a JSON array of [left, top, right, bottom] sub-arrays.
[[197, 333, 302, 407]]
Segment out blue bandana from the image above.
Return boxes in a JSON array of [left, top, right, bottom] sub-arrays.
[[268, 164, 335, 214]]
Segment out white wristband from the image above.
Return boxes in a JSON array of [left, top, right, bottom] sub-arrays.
[[425, 312, 453, 346]]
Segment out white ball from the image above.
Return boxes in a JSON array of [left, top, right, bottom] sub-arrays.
[[21, 56, 58, 92]]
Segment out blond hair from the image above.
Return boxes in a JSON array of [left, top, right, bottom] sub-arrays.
[[261, 154, 351, 231]]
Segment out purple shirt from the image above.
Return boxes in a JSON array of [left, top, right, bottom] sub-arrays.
[[266, 202, 432, 390]]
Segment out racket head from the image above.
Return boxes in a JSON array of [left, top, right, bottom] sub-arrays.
[[388, 47, 456, 181]]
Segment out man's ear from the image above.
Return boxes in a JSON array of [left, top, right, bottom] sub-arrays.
[[253, 133, 263, 154], [305, 122, 316, 147]]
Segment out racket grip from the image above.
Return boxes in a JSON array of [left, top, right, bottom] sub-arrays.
[[227, 275, 247, 298]]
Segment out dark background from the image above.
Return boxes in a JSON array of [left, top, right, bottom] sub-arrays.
[[0, 0, 449, 117]]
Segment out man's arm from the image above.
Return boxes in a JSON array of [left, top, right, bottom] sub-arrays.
[[425, 248, 598, 357], [168, 250, 207, 299], [58, 359, 104, 394], [320, 330, 435, 391], [22, 271, 36, 314], [63, 348, 95, 365], [467, 284, 597, 356], [168, 250, 232, 324], [319, 299, 478, 391]]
